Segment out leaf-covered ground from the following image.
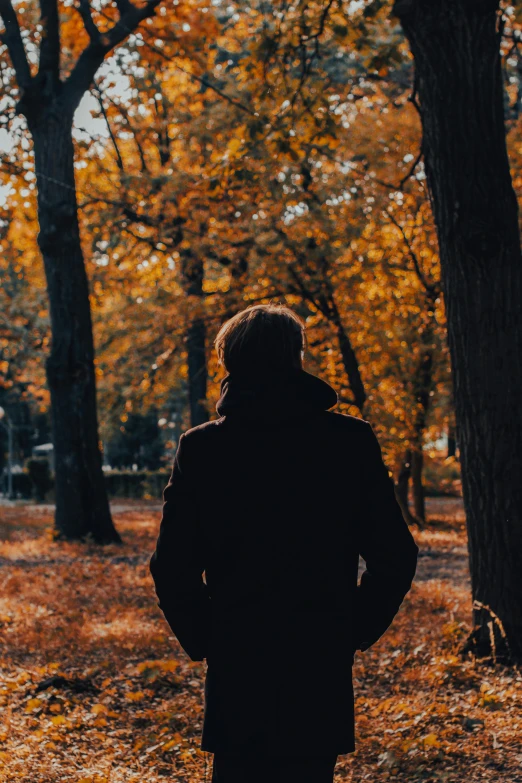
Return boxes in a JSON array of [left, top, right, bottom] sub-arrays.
[[0, 499, 521, 782]]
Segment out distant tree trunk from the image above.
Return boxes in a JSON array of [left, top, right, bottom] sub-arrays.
[[285, 238, 366, 412], [334, 320, 366, 413], [410, 309, 435, 526], [329, 302, 366, 413], [186, 318, 208, 427], [410, 449, 425, 525], [395, 449, 418, 526], [447, 425, 457, 459], [181, 251, 208, 428], [31, 113, 119, 543], [222, 256, 249, 322], [396, 0, 522, 660]]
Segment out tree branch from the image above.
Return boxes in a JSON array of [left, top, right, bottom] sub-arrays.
[[384, 208, 439, 294], [374, 148, 423, 191], [100, 0, 163, 50], [139, 34, 259, 118], [104, 94, 149, 172], [65, 0, 162, 111], [92, 80, 125, 171], [76, 0, 101, 43], [115, 0, 133, 13], [0, 0, 32, 90]]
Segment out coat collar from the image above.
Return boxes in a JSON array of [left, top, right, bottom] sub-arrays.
[[216, 368, 338, 419]]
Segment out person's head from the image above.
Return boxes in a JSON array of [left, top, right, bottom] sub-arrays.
[[214, 304, 306, 376]]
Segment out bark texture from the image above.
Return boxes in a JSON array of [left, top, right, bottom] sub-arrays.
[[395, 0, 522, 660], [395, 449, 418, 526]]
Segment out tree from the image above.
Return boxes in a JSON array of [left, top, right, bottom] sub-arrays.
[[395, 0, 522, 660], [0, 0, 163, 542]]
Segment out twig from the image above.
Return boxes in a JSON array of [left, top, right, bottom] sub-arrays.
[[383, 208, 439, 295], [92, 80, 125, 172]]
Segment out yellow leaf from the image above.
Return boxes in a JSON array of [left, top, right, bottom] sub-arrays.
[[422, 733, 440, 748], [51, 714, 66, 726], [26, 698, 42, 712], [126, 691, 145, 702], [91, 703, 108, 715], [227, 137, 243, 157]]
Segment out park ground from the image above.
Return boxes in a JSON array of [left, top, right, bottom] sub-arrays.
[[0, 499, 521, 783]]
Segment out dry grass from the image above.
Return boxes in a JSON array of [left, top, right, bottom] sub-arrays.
[[0, 500, 521, 782]]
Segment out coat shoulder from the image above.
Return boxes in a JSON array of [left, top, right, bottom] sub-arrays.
[[182, 418, 226, 444], [321, 410, 371, 434], [177, 419, 226, 467]]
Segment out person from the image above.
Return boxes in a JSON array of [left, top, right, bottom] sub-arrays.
[[150, 304, 418, 783]]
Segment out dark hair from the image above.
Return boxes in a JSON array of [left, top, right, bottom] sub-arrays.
[[214, 304, 306, 375]]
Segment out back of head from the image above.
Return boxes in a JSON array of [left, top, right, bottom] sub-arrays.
[[214, 304, 305, 378]]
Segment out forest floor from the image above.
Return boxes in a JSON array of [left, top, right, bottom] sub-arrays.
[[0, 499, 521, 783]]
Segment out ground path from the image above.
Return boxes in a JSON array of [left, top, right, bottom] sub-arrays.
[[0, 498, 520, 783]]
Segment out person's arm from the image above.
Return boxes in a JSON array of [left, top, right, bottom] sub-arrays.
[[150, 433, 210, 661], [355, 422, 419, 652]]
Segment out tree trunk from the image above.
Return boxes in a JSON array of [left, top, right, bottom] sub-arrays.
[[32, 112, 119, 543], [410, 449, 425, 525], [329, 303, 366, 413], [395, 449, 418, 526], [222, 256, 249, 322], [186, 317, 208, 427], [395, 0, 522, 660], [181, 251, 208, 428], [410, 312, 435, 527], [335, 323, 366, 413], [447, 424, 457, 459]]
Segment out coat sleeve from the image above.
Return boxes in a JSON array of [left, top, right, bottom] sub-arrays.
[[355, 422, 418, 652], [149, 433, 210, 661]]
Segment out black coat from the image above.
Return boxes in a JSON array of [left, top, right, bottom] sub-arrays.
[[150, 369, 418, 755]]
